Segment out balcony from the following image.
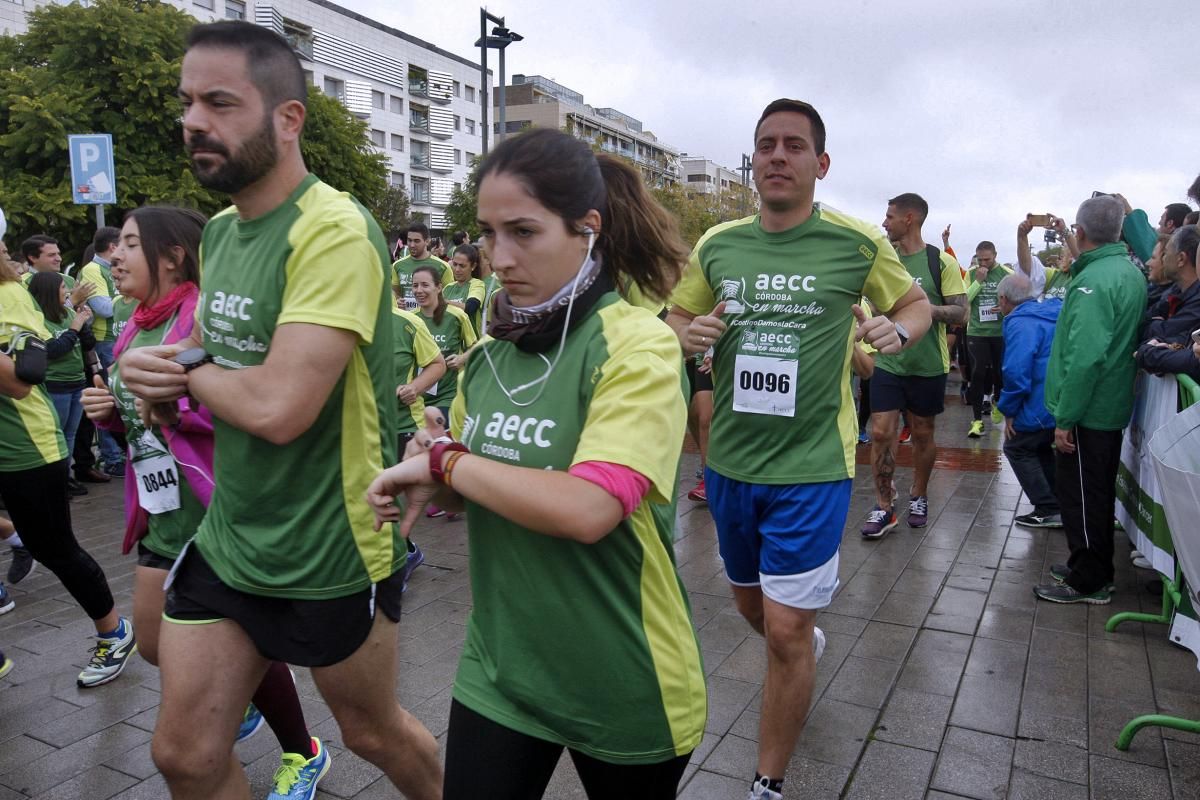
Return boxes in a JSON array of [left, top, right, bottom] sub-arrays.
[[408, 78, 428, 98], [410, 154, 431, 170]]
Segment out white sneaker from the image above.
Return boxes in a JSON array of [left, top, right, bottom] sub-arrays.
[[77, 617, 137, 688], [1130, 549, 1144, 560], [749, 777, 783, 800], [1132, 556, 1153, 570], [813, 626, 826, 662]]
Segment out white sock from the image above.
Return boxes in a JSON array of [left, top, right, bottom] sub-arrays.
[[7, 532, 22, 548]]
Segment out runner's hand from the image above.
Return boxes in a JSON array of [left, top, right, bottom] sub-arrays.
[[81, 374, 116, 423], [684, 302, 726, 355], [367, 455, 437, 535], [69, 281, 97, 307], [853, 304, 902, 354], [397, 384, 418, 405], [119, 343, 189, 402], [1004, 418, 1015, 441]]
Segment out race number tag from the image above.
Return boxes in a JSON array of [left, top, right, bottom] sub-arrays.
[[979, 304, 999, 322], [733, 354, 797, 417], [131, 431, 181, 514]]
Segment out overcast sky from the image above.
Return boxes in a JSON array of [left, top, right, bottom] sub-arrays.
[[347, 0, 1196, 264]]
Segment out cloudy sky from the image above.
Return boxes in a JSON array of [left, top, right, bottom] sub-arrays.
[[346, 0, 1195, 264]]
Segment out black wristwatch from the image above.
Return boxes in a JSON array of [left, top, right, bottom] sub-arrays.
[[174, 347, 213, 372], [894, 322, 910, 347]]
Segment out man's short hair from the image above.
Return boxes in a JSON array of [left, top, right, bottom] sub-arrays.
[[754, 99, 826, 154], [887, 193, 929, 224], [1075, 196, 1124, 244], [407, 222, 430, 239], [92, 226, 121, 254], [976, 240, 997, 254], [1186, 211, 1200, 226], [1168, 225, 1200, 268], [1164, 203, 1191, 230], [186, 21, 307, 110], [21, 235, 55, 264], [998, 272, 1034, 305]]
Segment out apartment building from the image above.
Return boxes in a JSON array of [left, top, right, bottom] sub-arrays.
[[2, 0, 491, 230], [498, 74, 680, 187]]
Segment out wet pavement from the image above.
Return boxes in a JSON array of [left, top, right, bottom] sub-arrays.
[[1, 369, 1198, 799]]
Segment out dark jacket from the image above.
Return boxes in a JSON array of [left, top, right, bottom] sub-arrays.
[[998, 298, 1059, 432], [1142, 280, 1200, 343]]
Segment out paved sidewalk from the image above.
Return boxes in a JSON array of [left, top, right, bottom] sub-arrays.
[[1, 373, 1198, 798]]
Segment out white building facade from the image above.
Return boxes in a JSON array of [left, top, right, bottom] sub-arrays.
[[2, 0, 492, 231]]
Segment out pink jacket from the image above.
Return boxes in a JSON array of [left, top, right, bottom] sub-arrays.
[[101, 289, 215, 555]]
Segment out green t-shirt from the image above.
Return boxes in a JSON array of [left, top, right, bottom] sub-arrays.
[[443, 278, 486, 334], [392, 307, 442, 434], [670, 207, 916, 484], [448, 292, 705, 764], [21, 271, 75, 291], [193, 174, 403, 599], [111, 322, 207, 559], [0, 281, 67, 471], [874, 248, 967, 378], [967, 265, 1012, 337], [1043, 267, 1070, 300], [112, 295, 137, 341], [78, 260, 117, 342], [415, 304, 476, 410], [390, 254, 453, 311], [44, 311, 85, 386]]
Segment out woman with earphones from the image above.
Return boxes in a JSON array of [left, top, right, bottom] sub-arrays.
[[367, 128, 706, 799], [80, 207, 327, 798]]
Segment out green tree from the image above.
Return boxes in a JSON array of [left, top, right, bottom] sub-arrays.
[[367, 183, 411, 245], [0, 0, 388, 262], [443, 155, 482, 239]]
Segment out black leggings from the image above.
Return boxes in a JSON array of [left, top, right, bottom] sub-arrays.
[[444, 700, 691, 800], [967, 336, 1005, 419], [0, 459, 115, 620]]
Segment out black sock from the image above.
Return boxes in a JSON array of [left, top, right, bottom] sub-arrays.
[[753, 774, 784, 794]]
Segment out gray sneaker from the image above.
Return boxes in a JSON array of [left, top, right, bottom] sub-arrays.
[[7, 546, 35, 584], [78, 618, 137, 688]]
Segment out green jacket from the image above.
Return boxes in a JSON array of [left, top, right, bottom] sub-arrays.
[[1121, 209, 1157, 264], [1044, 242, 1145, 431]]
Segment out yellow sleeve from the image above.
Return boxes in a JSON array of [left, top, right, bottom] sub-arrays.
[[448, 305, 477, 348], [390, 260, 401, 290], [571, 310, 686, 504], [278, 222, 384, 344], [467, 279, 486, 305], [449, 383, 467, 440], [940, 253, 968, 297], [669, 248, 716, 316], [863, 238, 916, 313]]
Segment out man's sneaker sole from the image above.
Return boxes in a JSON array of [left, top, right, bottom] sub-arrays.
[[1015, 515, 1063, 529], [0, 598, 13, 615], [861, 518, 898, 540], [1034, 586, 1112, 605], [1048, 564, 1116, 593]]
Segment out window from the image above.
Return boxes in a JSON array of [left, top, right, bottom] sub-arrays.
[[391, 134, 404, 152], [390, 96, 403, 114], [282, 18, 314, 59], [453, 80, 461, 97], [372, 90, 385, 110], [453, 115, 461, 131], [323, 77, 343, 100], [411, 140, 429, 168], [193, 0, 214, 9], [390, 171, 404, 186], [453, 149, 461, 165], [408, 66, 429, 97], [466, 151, 476, 163], [465, 118, 475, 135], [465, 85, 475, 103], [411, 176, 430, 203], [369, 129, 385, 147], [224, 0, 245, 19], [410, 104, 429, 132]]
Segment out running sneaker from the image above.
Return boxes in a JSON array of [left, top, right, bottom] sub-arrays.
[[857, 431, 871, 445], [1014, 512, 1063, 528], [687, 478, 707, 502], [7, 546, 35, 584], [990, 406, 1005, 425], [749, 777, 783, 800], [1033, 583, 1111, 604], [1048, 564, 1115, 592], [968, 420, 984, 438], [77, 617, 136, 688], [400, 541, 425, 591], [898, 426, 912, 444], [861, 506, 898, 539], [813, 626, 826, 662], [102, 460, 126, 478], [268, 737, 331, 800], [908, 496, 929, 528], [0, 651, 12, 680], [237, 704, 264, 742], [0, 583, 13, 615]]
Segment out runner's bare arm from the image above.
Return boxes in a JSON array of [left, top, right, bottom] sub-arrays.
[[187, 322, 357, 446], [859, 283, 931, 354], [931, 293, 967, 325], [0, 353, 31, 399]]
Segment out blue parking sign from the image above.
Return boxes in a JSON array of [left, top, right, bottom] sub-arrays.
[[68, 134, 117, 205]]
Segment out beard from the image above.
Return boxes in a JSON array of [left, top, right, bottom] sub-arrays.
[[187, 113, 278, 194]]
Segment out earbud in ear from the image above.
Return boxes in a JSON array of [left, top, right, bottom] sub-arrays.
[[582, 226, 595, 236]]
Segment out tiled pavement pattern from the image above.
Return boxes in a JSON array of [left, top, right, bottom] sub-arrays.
[[2, 372, 1199, 798]]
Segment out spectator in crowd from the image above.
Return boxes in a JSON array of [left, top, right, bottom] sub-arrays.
[[1145, 233, 1174, 309], [1017, 215, 1078, 302], [1159, 202, 1192, 235], [995, 272, 1062, 528], [1035, 195, 1145, 604], [1136, 226, 1200, 378]]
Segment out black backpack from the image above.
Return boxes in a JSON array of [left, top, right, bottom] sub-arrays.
[[924, 244, 943, 301]]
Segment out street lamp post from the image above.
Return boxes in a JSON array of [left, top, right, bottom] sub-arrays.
[[738, 153, 752, 217], [475, 9, 521, 155]]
